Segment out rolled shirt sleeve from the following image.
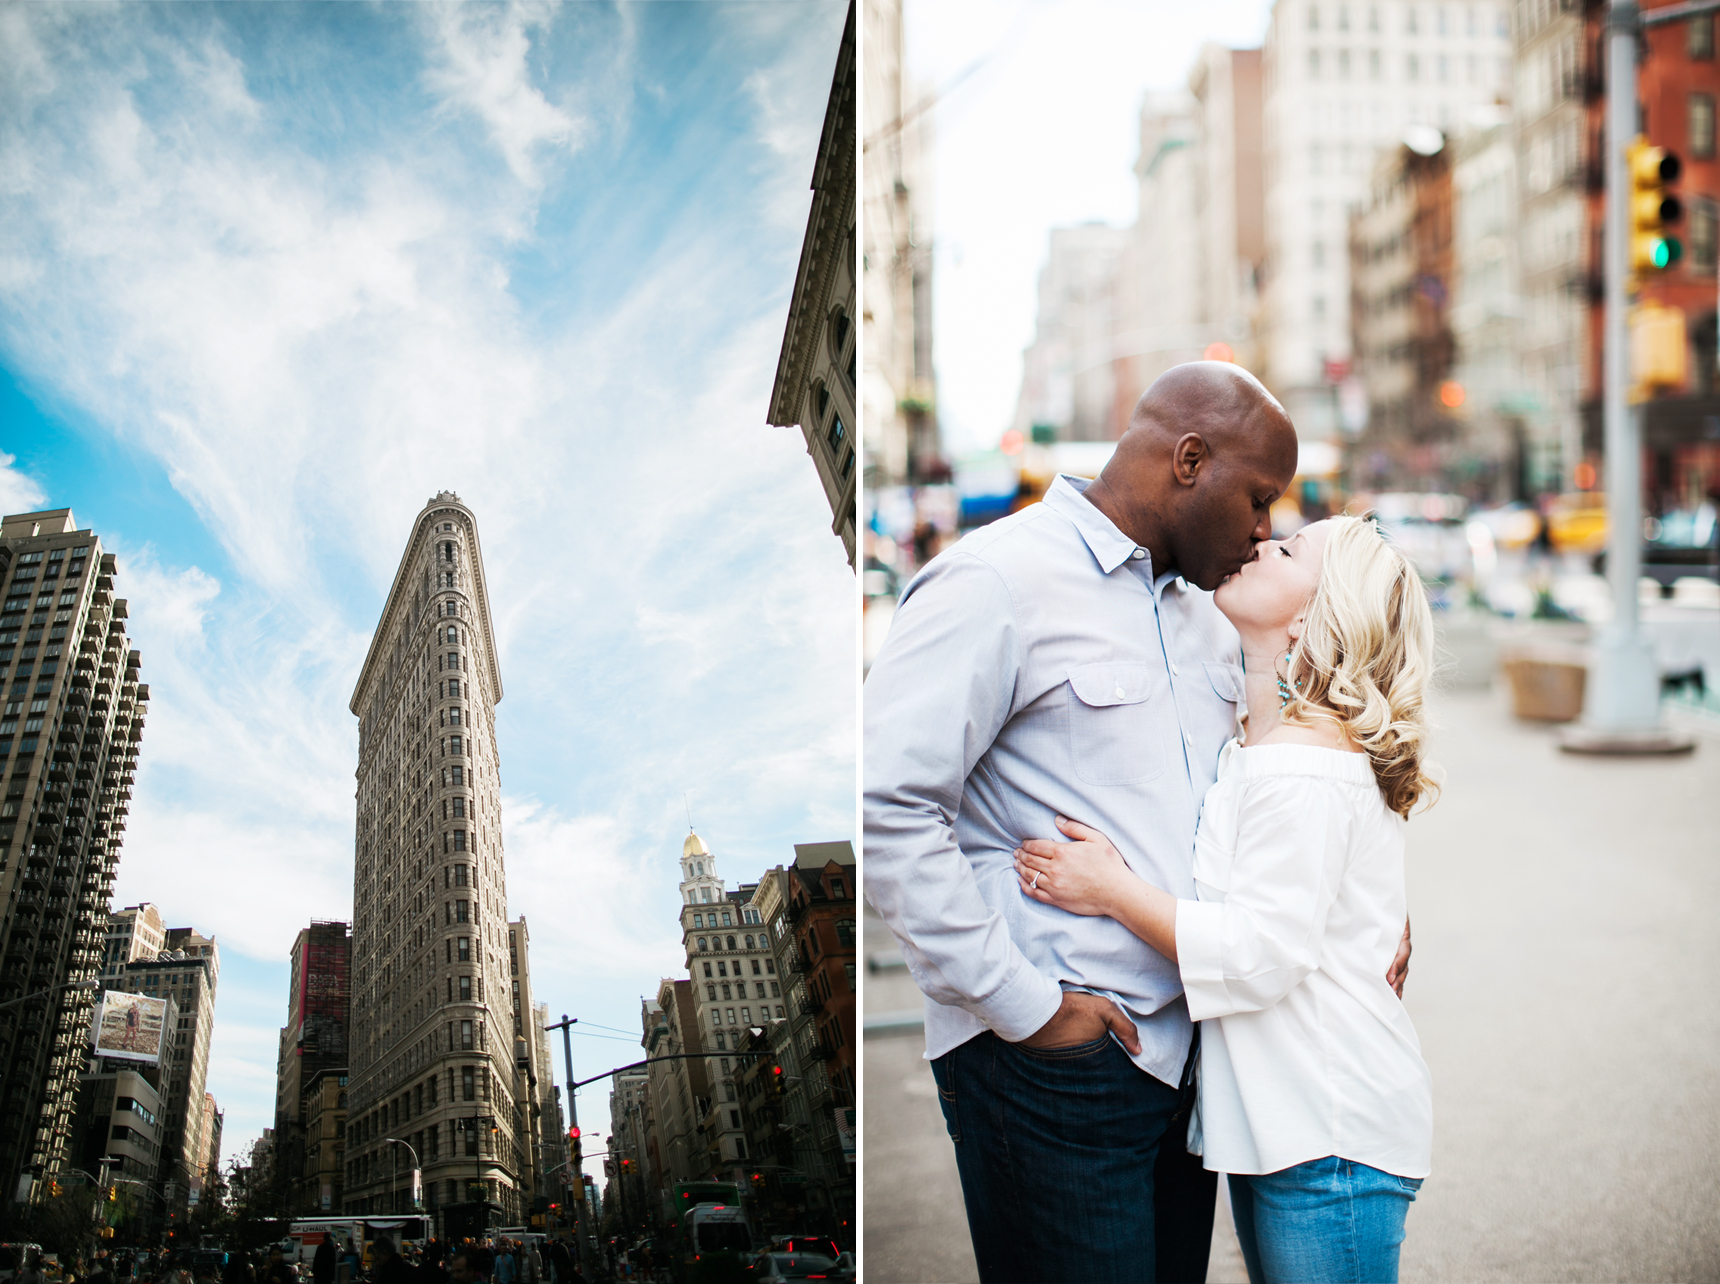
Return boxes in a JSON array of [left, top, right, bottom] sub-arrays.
[[863, 552, 1065, 1043], [1176, 775, 1353, 1021]]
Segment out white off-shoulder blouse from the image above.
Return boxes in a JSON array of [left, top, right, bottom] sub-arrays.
[[1175, 739, 1433, 1179]]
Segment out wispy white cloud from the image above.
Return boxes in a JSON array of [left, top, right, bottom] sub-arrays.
[[0, 452, 47, 515], [421, 0, 587, 189]]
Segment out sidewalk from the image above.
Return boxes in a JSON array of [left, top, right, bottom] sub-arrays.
[[863, 689, 1720, 1282]]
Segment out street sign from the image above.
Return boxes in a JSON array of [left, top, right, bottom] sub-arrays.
[[411, 1169, 422, 1210], [780, 1172, 807, 1186]]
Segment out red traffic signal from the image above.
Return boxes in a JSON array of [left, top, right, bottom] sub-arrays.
[[568, 1125, 581, 1142]]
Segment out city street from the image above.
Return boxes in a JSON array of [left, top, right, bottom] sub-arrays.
[[863, 686, 1720, 1283]]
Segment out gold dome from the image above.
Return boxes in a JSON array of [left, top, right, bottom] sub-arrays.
[[682, 830, 711, 858]]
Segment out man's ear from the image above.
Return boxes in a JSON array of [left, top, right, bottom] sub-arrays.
[[1172, 433, 1207, 487]]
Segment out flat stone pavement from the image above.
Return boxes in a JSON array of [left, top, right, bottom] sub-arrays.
[[862, 689, 1720, 1283]]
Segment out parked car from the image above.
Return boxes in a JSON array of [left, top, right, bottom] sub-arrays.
[[1643, 501, 1719, 587]]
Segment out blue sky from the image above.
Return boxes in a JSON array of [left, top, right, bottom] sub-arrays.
[[0, 1, 854, 1180]]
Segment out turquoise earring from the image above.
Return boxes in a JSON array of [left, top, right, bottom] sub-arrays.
[[1278, 649, 1301, 710]]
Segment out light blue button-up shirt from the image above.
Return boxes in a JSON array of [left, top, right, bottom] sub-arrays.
[[864, 475, 1245, 1085]]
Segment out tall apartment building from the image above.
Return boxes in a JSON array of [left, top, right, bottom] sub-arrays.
[[1512, 0, 1591, 487], [862, 0, 941, 488], [195, 1092, 223, 1206], [1111, 48, 1268, 429], [1260, 0, 1512, 438], [642, 980, 710, 1188], [275, 921, 352, 1212], [0, 509, 145, 1207], [676, 830, 777, 1179], [768, 1, 858, 565], [1449, 113, 1534, 496], [344, 493, 528, 1227], [752, 845, 855, 1202], [604, 1070, 650, 1233], [299, 1070, 346, 1214], [503, 918, 552, 1216], [102, 903, 166, 979], [1013, 223, 1131, 443], [108, 928, 220, 1213]]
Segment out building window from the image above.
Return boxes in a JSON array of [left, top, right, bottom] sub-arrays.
[[444, 542, 454, 563], [456, 900, 469, 923], [448, 707, 461, 727], [826, 414, 846, 452], [452, 766, 463, 785], [751, 959, 761, 975], [454, 830, 466, 851], [836, 918, 855, 947], [703, 961, 713, 977], [458, 937, 471, 960], [458, 976, 471, 1001], [1692, 13, 1716, 58], [1692, 94, 1717, 159], [1309, 1, 1320, 28], [1308, 48, 1320, 78], [721, 983, 732, 1000], [1405, 53, 1419, 80], [449, 678, 460, 698], [707, 984, 717, 1000], [461, 1024, 474, 1053], [1690, 199, 1718, 270]]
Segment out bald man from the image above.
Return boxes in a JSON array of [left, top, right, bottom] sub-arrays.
[[865, 363, 1299, 1283]]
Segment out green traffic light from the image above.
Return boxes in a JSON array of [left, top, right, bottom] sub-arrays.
[[1652, 239, 1671, 269], [1665, 237, 1683, 264]]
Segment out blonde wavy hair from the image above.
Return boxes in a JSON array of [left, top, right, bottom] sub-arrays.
[[1282, 514, 1439, 818]]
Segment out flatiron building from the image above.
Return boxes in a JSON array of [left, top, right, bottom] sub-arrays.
[[342, 493, 531, 1227]]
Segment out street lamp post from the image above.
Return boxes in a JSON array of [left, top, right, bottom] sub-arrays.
[[382, 1138, 420, 1214]]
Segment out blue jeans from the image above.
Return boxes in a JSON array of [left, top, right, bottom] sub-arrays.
[[931, 1030, 1215, 1284], [1228, 1156, 1423, 1284]]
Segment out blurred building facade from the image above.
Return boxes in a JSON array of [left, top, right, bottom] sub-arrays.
[[1513, 0, 1591, 489], [1110, 48, 1268, 432], [1014, 223, 1131, 443], [0, 511, 144, 1213], [769, 0, 858, 566], [1259, 0, 1512, 439], [641, 981, 710, 1190], [1580, 0, 1720, 520], [862, 0, 942, 487]]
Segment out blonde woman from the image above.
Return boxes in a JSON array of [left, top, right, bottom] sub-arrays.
[[1013, 515, 1437, 1284]]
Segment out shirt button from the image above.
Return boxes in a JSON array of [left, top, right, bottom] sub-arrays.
[[1171, 663, 1181, 677], [1130, 549, 1146, 560], [1114, 686, 1126, 700]]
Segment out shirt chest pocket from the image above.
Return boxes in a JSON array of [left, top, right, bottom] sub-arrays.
[[1065, 661, 1165, 786]]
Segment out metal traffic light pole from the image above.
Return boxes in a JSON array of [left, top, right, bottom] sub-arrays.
[[1562, 0, 1694, 754], [543, 1015, 596, 1270]]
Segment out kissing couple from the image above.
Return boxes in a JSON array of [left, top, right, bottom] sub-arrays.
[[865, 362, 1437, 1284]]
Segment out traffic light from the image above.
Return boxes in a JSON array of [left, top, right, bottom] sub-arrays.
[[568, 1124, 582, 1168], [1628, 138, 1683, 272], [770, 1064, 785, 1097], [49, 1180, 61, 1198], [750, 1172, 765, 1190], [1630, 302, 1688, 391]]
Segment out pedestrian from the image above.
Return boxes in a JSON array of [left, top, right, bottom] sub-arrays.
[[488, 1248, 510, 1284], [310, 1238, 334, 1284], [543, 1241, 566, 1284], [363, 1240, 409, 1284], [517, 1244, 539, 1284], [261, 1250, 293, 1284]]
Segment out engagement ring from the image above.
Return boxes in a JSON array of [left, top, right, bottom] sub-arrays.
[[1029, 871, 1040, 890]]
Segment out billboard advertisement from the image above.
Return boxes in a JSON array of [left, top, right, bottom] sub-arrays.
[[92, 991, 167, 1064]]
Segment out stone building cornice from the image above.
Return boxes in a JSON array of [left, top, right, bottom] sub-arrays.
[[767, 0, 856, 429]]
